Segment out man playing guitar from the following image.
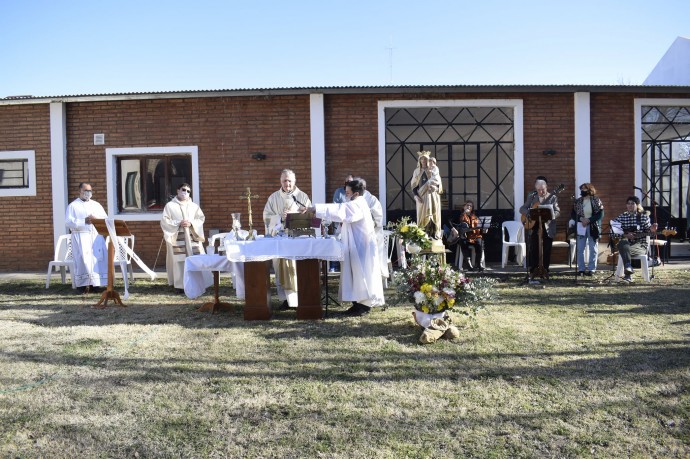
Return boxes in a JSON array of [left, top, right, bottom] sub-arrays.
[[519, 176, 561, 281], [611, 196, 658, 283], [448, 200, 487, 271]]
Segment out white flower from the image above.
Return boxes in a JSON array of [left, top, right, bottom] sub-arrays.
[[433, 295, 444, 306], [442, 288, 455, 298], [413, 291, 426, 304]]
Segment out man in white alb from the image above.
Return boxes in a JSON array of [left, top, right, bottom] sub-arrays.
[[65, 182, 108, 293], [161, 183, 206, 292], [263, 169, 312, 310], [305, 177, 385, 316]]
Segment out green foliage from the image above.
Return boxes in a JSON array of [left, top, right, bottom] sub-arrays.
[[387, 216, 432, 250]]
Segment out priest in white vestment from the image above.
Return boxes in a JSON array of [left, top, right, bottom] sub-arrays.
[[161, 183, 206, 291], [65, 182, 108, 292], [262, 169, 312, 309], [308, 177, 385, 316]]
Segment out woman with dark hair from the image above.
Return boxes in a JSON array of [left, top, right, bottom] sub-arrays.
[[449, 200, 486, 271], [570, 183, 604, 276], [303, 177, 385, 316]]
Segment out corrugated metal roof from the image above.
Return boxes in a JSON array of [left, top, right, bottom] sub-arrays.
[[2, 84, 690, 105]]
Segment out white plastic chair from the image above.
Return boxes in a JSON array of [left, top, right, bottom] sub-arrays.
[[206, 232, 231, 255], [552, 239, 576, 267], [453, 216, 491, 270], [107, 235, 135, 289], [501, 221, 526, 268], [381, 229, 393, 287], [46, 234, 75, 288], [615, 237, 651, 282], [615, 254, 650, 282]]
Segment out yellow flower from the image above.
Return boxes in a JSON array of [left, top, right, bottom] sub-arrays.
[[420, 283, 432, 294], [421, 305, 430, 313], [400, 225, 409, 233], [447, 298, 455, 307]]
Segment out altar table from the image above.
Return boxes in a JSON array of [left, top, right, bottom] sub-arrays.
[[224, 237, 343, 320]]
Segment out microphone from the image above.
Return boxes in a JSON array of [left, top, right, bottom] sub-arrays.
[[528, 190, 538, 197], [292, 195, 308, 208]]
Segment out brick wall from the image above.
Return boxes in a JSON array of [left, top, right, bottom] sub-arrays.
[[0, 104, 53, 270], [2, 90, 688, 271]]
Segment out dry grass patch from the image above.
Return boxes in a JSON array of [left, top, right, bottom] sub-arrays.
[[1, 270, 689, 458]]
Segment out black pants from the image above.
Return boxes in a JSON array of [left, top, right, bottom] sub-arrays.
[[528, 227, 553, 272], [460, 238, 484, 270]]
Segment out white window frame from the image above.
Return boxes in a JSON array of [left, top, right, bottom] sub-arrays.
[[0, 150, 36, 197], [105, 146, 200, 222], [377, 99, 524, 222], [634, 98, 690, 194]]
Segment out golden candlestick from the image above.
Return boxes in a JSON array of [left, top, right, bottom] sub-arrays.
[[240, 187, 259, 240]]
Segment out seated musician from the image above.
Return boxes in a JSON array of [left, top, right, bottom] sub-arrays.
[[611, 196, 657, 283], [448, 200, 486, 271]]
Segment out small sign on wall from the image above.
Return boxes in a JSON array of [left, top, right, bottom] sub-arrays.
[[94, 134, 105, 145]]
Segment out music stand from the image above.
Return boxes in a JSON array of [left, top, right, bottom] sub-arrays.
[[90, 219, 131, 309], [528, 206, 554, 280]]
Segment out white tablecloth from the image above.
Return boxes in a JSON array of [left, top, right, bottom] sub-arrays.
[[224, 236, 343, 262], [183, 254, 245, 300]]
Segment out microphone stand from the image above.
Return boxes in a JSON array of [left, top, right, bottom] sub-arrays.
[[520, 192, 537, 285], [571, 194, 581, 285]]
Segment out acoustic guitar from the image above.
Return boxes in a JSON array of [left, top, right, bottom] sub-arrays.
[[521, 184, 565, 230], [446, 219, 498, 246]]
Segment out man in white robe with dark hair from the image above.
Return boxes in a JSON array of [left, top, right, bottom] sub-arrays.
[[161, 183, 206, 292], [305, 177, 385, 316], [65, 182, 108, 293]]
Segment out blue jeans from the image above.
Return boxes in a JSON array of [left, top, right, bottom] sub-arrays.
[[576, 225, 599, 272]]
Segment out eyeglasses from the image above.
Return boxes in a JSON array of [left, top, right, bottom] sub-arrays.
[[180, 188, 191, 193]]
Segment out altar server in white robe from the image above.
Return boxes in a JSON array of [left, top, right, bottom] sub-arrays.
[[362, 183, 389, 283], [161, 183, 206, 291], [65, 182, 108, 293], [307, 177, 385, 316], [263, 169, 312, 309]]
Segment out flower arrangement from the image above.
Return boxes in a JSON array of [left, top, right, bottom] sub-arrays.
[[387, 216, 431, 250], [391, 256, 496, 320]]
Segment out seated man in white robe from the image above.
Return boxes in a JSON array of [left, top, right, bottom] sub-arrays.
[[262, 169, 312, 310], [161, 183, 206, 292], [65, 182, 108, 294], [306, 177, 385, 316]]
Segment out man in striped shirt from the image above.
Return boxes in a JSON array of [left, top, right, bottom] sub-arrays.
[[612, 196, 657, 283]]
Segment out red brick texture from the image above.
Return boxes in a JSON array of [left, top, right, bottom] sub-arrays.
[[0, 104, 53, 270]]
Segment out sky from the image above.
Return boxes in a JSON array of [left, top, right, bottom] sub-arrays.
[[1, 0, 688, 98]]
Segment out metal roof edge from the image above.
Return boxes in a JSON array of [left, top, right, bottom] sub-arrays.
[[2, 84, 690, 105]]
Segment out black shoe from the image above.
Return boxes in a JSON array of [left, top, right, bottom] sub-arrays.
[[277, 300, 291, 311], [76, 286, 87, 294], [584, 271, 593, 277], [578, 271, 585, 276], [343, 302, 370, 317]]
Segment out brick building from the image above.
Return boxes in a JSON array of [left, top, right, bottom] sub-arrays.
[[1, 85, 689, 271]]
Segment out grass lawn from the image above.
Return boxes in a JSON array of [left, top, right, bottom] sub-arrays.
[[1, 268, 689, 458]]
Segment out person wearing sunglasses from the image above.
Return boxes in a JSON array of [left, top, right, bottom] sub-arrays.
[[161, 183, 206, 292]]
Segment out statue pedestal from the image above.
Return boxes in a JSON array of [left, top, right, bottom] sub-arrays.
[[430, 239, 446, 253]]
